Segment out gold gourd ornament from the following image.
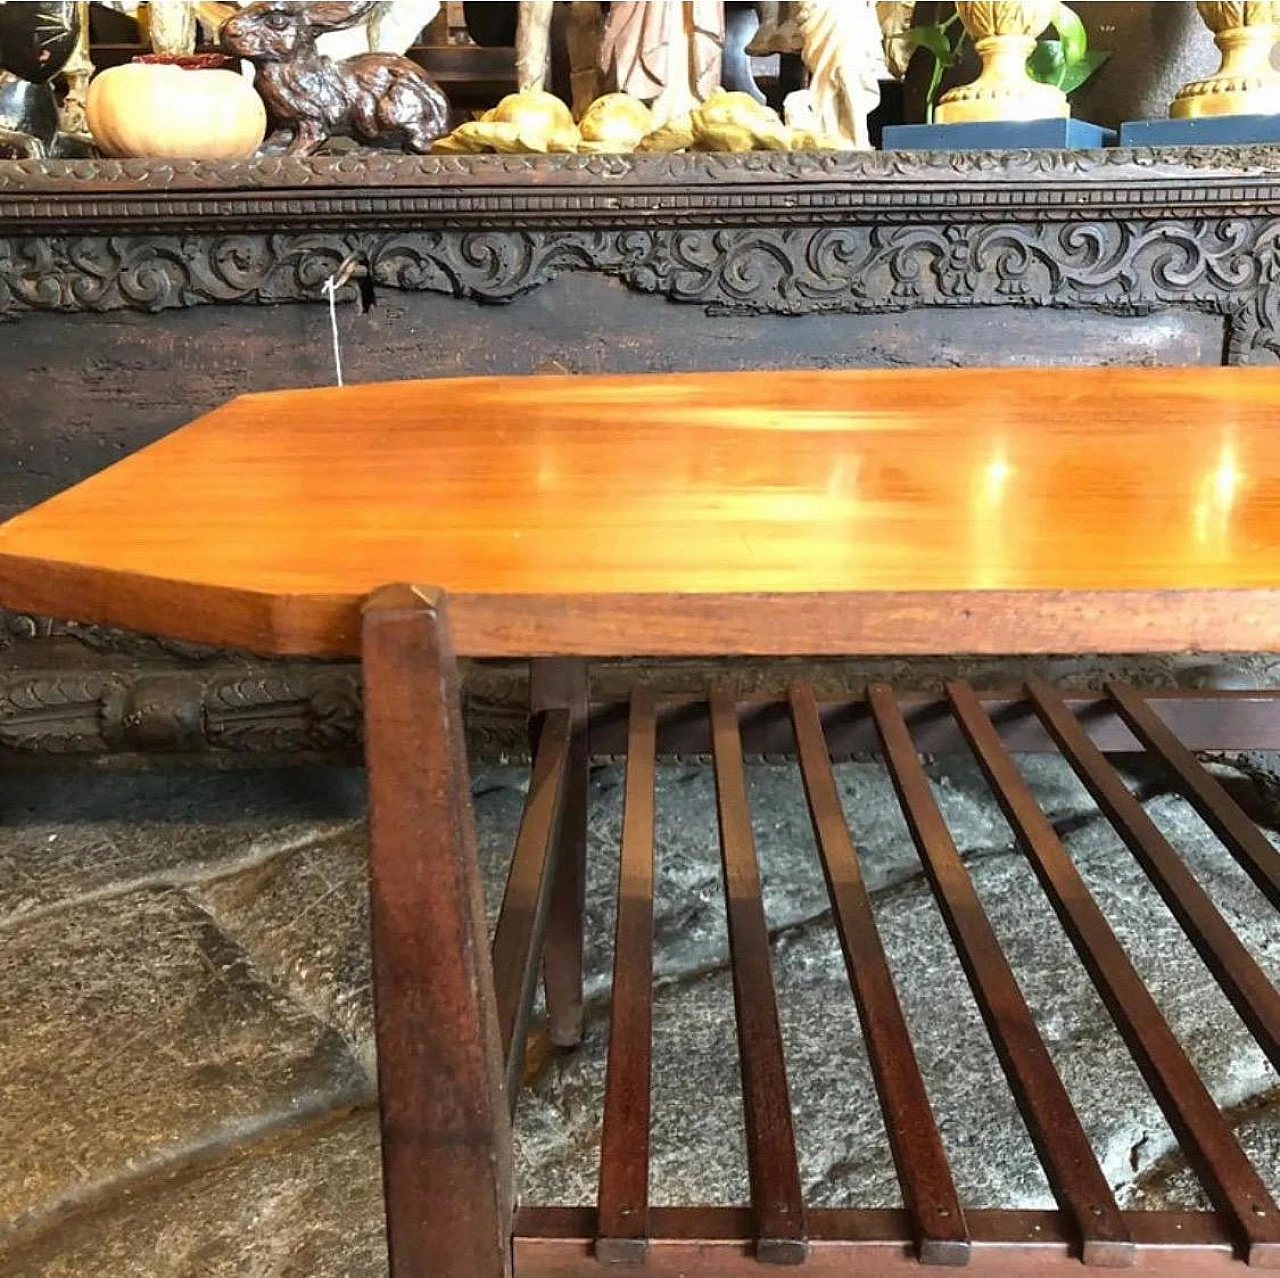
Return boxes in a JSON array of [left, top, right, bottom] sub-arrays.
[[935, 0, 1067, 124], [433, 87, 839, 154], [578, 93, 653, 152], [431, 89, 579, 154], [1171, 1, 1280, 118]]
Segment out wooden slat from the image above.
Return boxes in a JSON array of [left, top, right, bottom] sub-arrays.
[[490, 706, 572, 1106], [518, 1203, 1241, 1251], [867, 683, 1134, 1268], [1106, 682, 1280, 911], [531, 658, 591, 1048], [788, 682, 970, 1267], [949, 681, 1280, 1268], [585, 692, 1280, 762], [515, 1207, 1246, 1275], [1027, 679, 1280, 1075], [597, 687, 658, 1264], [709, 686, 808, 1264]]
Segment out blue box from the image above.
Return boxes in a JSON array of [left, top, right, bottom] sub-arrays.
[[1119, 114, 1280, 146], [882, 117, 1115, 151]]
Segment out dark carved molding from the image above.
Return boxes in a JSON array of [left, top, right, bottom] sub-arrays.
[[6, 650, 1280, 764], [5, 150, 1280, 234], [2, 608, 220, 659], [3, 220, 1278, 359], [5, 150, 1280, 350], [0, 664, 360, 757]]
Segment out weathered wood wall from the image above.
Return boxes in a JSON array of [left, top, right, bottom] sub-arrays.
[[2, 285, 1226, 519]]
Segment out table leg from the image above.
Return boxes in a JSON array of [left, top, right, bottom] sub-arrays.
[[530, 658, 589, 1048], [364, 585, 513, 1278]]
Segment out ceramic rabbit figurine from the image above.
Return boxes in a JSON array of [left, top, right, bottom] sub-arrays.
[[220, 0, 449, 155]]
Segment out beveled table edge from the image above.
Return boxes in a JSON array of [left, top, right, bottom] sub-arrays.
[[2, 553, 1279, 658]]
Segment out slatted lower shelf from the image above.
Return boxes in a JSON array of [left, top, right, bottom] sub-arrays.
[[514, 1207, 1255, 1274], [496, 683, 1280, 1273]]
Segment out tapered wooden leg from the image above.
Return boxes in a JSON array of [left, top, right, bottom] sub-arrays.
[[363, 585, 513, 1278], [530, 658, 589, 1048]]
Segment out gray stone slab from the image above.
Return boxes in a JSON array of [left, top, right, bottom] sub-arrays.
[[188, 765, 530, 1081], [0, 768, 365, 927], [1131, 1088, 1280, 1208], [0, 887, 367, 1241], [514, 757, 1280, 1212], [1, 1110, 387, 1278], [191, 827, 377, 1079]]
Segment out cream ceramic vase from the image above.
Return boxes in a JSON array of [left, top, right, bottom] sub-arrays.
[[935, 1, 1067, 124], [1171, 1, 1280, 117]]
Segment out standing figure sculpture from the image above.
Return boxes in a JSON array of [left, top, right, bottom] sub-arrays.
[[753, 0, 911, 148], [514, 0, 602, 118], [787, 0, 886, 148], [598, 0, 725, 127]]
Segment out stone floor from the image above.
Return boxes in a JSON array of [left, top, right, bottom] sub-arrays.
[[0, 750, 1277, 1275]]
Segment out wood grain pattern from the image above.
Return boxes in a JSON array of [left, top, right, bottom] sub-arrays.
[[6, 367, 1280, 657], [788, 682, 970, 1267], [361, 585, 513, 1278], [490, 706, 571, 1107], [709, 687, 808, 1264], [596, 686, 658, 1265], [530, 659, 590, 1049], [869, 685, 1134, 1268], [514, 1207, 1252, 1275], [946, 681, 1280, 1267]]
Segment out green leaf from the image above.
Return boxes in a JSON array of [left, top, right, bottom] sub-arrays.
[[902, 22, 956, 63], [1057, 48, 1110, 94], [1050, 2, 1088, 68], [1027, 40, 1109, 94], [1026, 39, 1067, 88]]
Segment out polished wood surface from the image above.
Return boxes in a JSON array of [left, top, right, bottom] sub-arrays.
[[361, 586, 514, 1277], [3, 367, 1280, 657]]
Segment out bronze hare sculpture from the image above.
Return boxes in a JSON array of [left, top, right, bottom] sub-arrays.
[[221, 1, 449, 155]]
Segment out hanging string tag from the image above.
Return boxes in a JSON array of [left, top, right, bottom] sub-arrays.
[[321, 252, 365, 388]]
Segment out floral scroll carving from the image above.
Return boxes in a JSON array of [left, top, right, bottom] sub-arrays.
[[3, 220, 1278, 360]]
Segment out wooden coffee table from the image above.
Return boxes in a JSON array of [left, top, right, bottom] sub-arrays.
[[1, 367, 1279, 1276]]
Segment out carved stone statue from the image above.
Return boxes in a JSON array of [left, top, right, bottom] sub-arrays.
[[751, 1, 911, 148], [515, 0, 554, 95], [598, 0, 725, 127], [514, 0, 602, 118], [786, 0, 886, 149], [305, 0, 442, 59]]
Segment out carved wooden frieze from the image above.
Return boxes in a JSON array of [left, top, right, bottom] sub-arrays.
[[3, 219, 1278, 357], [6, 647, 1280, 763], [3, 150, 1280, 359], [0, 664, 362, 757]]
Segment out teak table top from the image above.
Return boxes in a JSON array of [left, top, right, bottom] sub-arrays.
[[2, 366, 1280, 658]]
